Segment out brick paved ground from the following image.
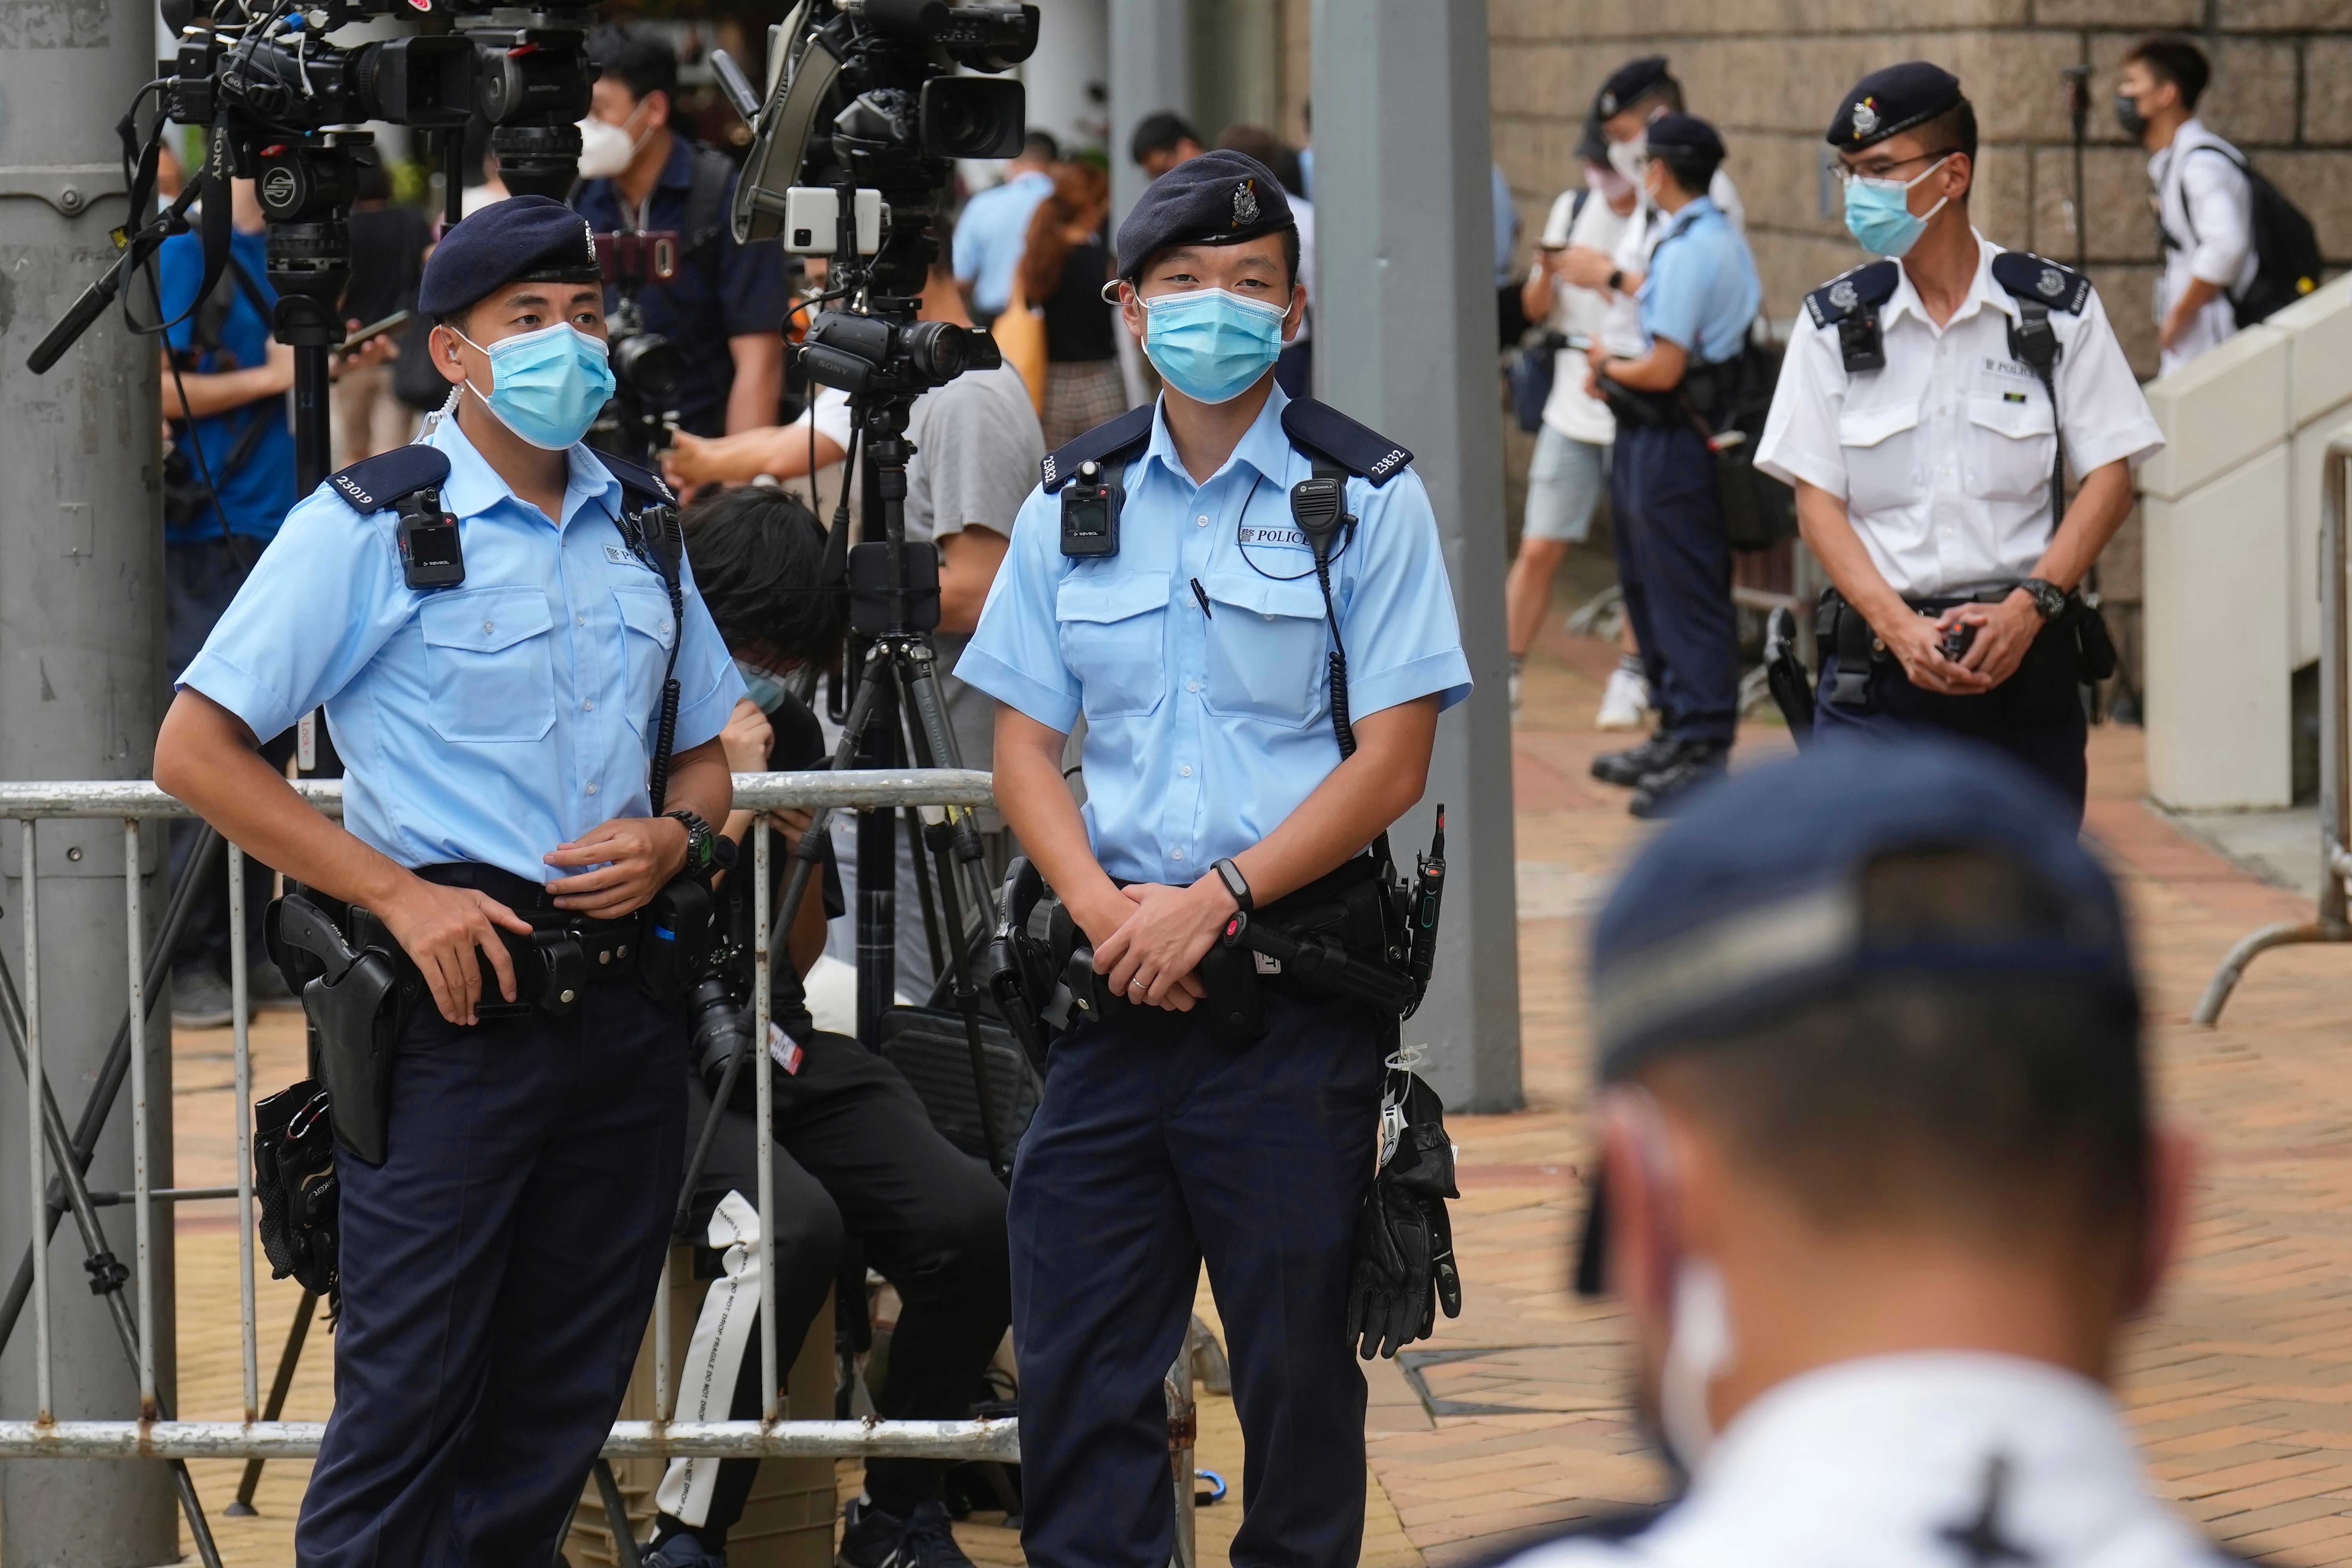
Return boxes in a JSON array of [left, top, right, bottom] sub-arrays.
[[162, 619, 2352, 1563]]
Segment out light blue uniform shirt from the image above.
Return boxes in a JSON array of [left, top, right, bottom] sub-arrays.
[[953, 169, 1054, 316], [956, 385, 1472, 886], [178, 415, 744, 885], [1639, 196, 1762, 365]]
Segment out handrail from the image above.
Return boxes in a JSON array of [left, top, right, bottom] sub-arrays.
[[0, 1418, 1021, 1461], [0, 769, 994, 818], [2194, 430, 2352, 1022]]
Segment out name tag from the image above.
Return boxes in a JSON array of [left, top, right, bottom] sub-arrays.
[[1240, 524, 1310, 550]]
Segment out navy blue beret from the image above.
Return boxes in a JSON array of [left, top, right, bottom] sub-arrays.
[[1588, 734, 2135, 1080], [417, 195, 603, 318], [1594, 56, 1670, 120], [1115, 149, 1294, 281], [1642, 112, 1724, 159], [1826, 61, 1964, 151]]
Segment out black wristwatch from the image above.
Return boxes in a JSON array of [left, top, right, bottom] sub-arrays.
[[1606, 267, 1625, 293], [2018, 579, 2068, 621], [1212, 857, 1253, 913], [666, 809, 735, 875]]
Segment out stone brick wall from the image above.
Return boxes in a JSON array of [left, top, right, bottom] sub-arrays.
[[1485, 0, 2352, 379]]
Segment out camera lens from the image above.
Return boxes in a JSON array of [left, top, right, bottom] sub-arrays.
[[918, 77, 1025, 161], [613, 330, 685, 401], [902, 319, 971, 384], [689, 974, 750, 1093]]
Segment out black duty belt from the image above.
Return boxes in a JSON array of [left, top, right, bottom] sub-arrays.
[[410, 862, 648, 985]]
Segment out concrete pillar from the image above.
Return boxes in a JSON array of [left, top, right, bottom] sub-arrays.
[[1107, 0, 1191, 227], [0, 0, 177, 1555], [1311, 0, 1521, 1112]]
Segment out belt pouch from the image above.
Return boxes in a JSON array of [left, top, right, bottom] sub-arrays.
[[2071, 599, 2118, 681], [1827, 596, 1877, 709], [1197, 938, 1266, 1045], [640, 876, 716, 1000]]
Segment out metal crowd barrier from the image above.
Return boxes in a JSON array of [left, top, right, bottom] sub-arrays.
[[0, 772, 1020, 1483], [2196, 430, 2352, 1024]]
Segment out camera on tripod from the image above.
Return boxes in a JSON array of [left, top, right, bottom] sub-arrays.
[[584, 232, 687, 468]]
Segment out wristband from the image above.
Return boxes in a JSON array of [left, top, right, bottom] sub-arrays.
[[1212, 857, 1253, 913]]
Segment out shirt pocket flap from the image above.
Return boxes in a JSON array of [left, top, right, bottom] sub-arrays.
[[1201, 570, 1328, 622], [1966, 393, 2057, 439], [613, 585, 677, 649], [1056, 571, 1171, 626], [420, 589, 555, 654], [1837, 403, 1922, 450]]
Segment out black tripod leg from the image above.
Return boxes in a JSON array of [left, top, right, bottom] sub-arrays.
[[593, 1457, 645, 1568], [0, 953, 227, 1568], [916, 812, 1008, 1182], [904, 805, 946, 991], [228, 1288, 318, 1513], [0, 824, 224, 1355]]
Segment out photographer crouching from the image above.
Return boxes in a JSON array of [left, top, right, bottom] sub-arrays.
[[645, 486, 1011, 1568]]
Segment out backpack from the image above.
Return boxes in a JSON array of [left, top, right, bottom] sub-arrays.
[[2171, 143, 2321, 328]]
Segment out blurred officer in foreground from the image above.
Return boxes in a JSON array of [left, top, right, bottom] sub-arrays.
[[1514, 736, 2217, 1566], [156, 196, 742, 1567], [1583, 114, 1760, 818], [959, 150, 1470, 1568], [1757, 64, 2163, 822]]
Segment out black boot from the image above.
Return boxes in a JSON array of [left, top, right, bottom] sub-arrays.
[[1591, 731, 1684, 788], [1629, 745, 1730, 818]]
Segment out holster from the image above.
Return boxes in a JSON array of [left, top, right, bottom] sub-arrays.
[[268, 893, 421, 1168], [1816, 588, 1881, 709]]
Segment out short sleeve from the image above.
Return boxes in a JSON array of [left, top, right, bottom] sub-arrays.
[[908, 372, 1044, 544], [716, 198, 790, 340], [953, 485, 1082, 733], [2180, 150, 2253, 287], [668, 549, 750, 751], [1539, 191, 1578, 249], [1754, 324, 1849, 498], [1336, 468, 1472, 717], [1639, 240, 1705, 352], [2056, 289, 2165, 475], [175, 485, 413, 737]]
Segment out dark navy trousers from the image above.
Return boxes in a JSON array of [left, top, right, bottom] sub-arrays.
[[1814, 652, 2089, 824], [1609, 421, 1740, 747], [296, 978, 686, 1568], [1009, 989, 1387, 1568]]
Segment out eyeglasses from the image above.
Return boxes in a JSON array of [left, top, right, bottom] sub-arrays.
[[1830, 150, 1957, 187]]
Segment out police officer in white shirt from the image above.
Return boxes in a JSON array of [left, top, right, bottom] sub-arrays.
[[2118, 36, 2256, 376], [1510, 736, 2226, 1568], [1755, 63, 2163, 822]]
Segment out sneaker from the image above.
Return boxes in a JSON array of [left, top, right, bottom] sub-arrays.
[[1595, 665, 1650, 731], [171, 969, 235, 1030], [1629, 747, 1730, 819], [644, 1528, 728, 1568], [1590, 732, 1682, 789], [838, 1498, 974, 1568]]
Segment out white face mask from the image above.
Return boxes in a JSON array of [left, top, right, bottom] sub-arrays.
[[1606, 135, 1647, 187], [575, 100, 652, 180], [1657, 1258, 1736, 1472]]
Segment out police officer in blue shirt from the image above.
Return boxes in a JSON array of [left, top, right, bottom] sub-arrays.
[[1583, 114, 1762, 818], [153, 195, 744, 1568], [957, 150, 1473, 1568]]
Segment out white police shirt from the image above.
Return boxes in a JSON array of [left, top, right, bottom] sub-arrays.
[[1755, 234, 2163, 602], [2152, 120, 2258, 377], [1503, 1354, 2231, 1568]]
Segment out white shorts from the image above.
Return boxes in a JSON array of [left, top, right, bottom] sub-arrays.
[[1523, 426, 1609, 544]]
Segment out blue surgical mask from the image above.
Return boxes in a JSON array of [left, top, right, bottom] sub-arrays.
[[457, 321, 616, 450], [1142, 288, 1288, 405], [1842, 155, 1951, 259], [734, 658, 790, 714]]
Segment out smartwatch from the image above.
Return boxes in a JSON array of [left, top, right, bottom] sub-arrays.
[[665, 809, 735, 875], [1212, 857, 1253, 913], [2018, 579, 2068, 621]]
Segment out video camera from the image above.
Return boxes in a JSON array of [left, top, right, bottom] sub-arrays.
[[585, 232, 687, 469]]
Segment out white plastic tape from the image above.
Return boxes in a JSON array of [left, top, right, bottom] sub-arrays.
[[655, 1191, 765, 1526]]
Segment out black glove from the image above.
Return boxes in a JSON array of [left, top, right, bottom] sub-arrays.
[[1343, 1072, 1461, 1359]]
